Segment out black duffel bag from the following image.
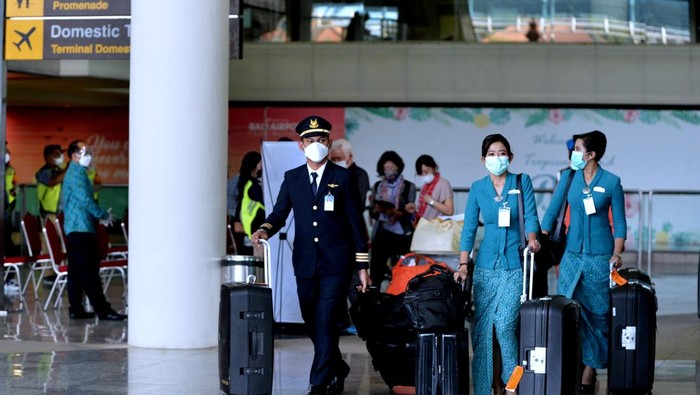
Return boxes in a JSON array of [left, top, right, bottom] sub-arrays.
[[349, 287, 417, 389], [403, 264, 464, 332]]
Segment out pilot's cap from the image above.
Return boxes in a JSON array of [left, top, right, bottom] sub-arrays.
[[295, 116, 332, 138]]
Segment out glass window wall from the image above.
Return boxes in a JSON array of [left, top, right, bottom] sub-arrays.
[[240, 0, 692, 44]]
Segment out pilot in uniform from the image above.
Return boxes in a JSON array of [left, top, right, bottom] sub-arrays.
[[252, 115, 370, 395]]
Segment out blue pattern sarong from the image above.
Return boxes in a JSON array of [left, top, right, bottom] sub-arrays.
[[471, 261, 522, 395], [557, 251, 612, 369]]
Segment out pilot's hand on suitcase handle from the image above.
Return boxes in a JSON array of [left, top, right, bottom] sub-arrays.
[[356, 269, 370, 293], [251, 229, 269, 244]]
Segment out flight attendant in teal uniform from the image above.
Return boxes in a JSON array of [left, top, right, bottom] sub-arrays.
[[252, 115, 370, 395], [455, 134, 541, 395], [541, 130, 626, 393]]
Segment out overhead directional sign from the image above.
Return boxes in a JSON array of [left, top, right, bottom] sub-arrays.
[[4, 0, 241, 60], [5, 18, 130, 59], [6, 0, 131, 17]]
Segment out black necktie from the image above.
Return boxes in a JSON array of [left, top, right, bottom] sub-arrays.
[[311, 172, 318, 196]]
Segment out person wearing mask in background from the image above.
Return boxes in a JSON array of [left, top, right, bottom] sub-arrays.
[[368, 151, 416, 287], [61, 140, 126, 321], [234, 151, 264, 256], [454, 134, 540, 395], [35, 144, 66, 220], [541, 130, 626, 393], [4, 145, 20, 293], [330, 139, 370, 228], [413, 154, 454, 223], [251, 116, 369, 395]]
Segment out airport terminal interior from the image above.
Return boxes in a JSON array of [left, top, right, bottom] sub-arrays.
[[3, 0, 700, 394]]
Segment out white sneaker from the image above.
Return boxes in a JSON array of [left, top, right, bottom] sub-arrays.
[[4, 279, 20, 294]]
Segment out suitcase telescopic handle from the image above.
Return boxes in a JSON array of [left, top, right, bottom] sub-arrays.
[[259, 239, 272, 287], [609, 262, 615, 289], [520, 247, 535, 304]]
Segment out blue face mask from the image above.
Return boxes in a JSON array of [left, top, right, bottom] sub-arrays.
[[484, 156, 510, 176], [570, 151, 588, 170]]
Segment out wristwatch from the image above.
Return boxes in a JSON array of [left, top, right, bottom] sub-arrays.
[[428, 200, 435, 207]]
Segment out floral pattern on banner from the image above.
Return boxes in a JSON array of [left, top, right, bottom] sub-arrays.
[[346, 108, 700, 134]]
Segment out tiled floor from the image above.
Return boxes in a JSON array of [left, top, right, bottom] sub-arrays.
[[1, 273, 698, 395]]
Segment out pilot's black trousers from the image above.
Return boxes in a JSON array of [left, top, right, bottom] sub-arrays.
[[296, 274, 351, 386]]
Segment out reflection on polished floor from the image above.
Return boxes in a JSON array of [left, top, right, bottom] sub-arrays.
[[1, 274, 699, 395]]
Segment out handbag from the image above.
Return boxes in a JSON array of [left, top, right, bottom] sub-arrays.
[[402, 264, 464, 332], [409, 217, 463, 253], [516, 172, 574, 272]]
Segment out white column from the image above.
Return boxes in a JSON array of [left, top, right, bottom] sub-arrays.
[[128, 0, 229, 348]]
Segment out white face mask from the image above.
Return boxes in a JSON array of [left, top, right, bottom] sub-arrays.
[[415, 174, 434, 187], [4, 153, 9, 164], [304, 142, 329, 163], [54, 156, 65, 166], [484, 156, 510, 176], [333, 160, 349, 168], [79, 154, 92, 168]]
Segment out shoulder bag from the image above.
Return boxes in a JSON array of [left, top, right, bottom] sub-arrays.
[[517, 172, 573, 271]]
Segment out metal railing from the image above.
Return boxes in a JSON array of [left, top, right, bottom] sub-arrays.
[[471, 14, 690, 44], [452, 187, 700, 275]]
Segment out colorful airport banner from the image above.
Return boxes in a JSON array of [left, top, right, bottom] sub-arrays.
[[5, 0, 130, 17], [5, 18, 131, 60]]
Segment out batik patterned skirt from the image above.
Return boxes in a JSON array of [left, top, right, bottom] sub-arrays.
[[557, 251, 612, 369], [471, 261, 522, 395]]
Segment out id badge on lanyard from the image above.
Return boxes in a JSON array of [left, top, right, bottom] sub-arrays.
[[583, 195, 596, 215], [324, 193, 335, 211], [498, 203, 511, 227]]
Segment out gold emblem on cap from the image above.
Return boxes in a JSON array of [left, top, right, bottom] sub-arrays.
[[309, 119, 320, 129]]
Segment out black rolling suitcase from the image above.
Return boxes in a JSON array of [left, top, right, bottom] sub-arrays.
[[409, 264, 470, 395], [219, 240, 273, 395], [518, 248, 582, 395], [416, 332, 470, 395], [608, 267, 657, 394]]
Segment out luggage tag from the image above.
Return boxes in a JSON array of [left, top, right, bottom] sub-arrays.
[[610, 269, 628, 287], [583, 195, 596, 215], [324, 192, 334, 211], [498, 203, 511, 227], [506, 366, 524, 393]]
